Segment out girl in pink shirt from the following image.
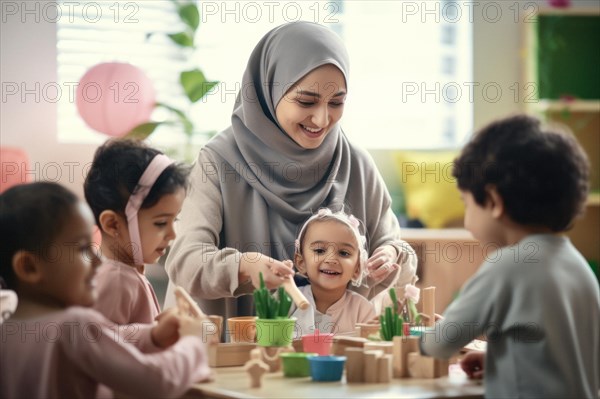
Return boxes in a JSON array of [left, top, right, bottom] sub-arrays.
[[0, 182, 210, 399], [84, 139, 189, 324], [290, 209, 377, 335]]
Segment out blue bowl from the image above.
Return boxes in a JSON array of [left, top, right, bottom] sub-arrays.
[[308, 356, 346, 382]]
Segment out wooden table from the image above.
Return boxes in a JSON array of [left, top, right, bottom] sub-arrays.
[[184, 366, 484, 399]]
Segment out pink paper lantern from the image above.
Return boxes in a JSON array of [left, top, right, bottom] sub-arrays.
[[76, 62, 156, 137], [547, 0, 571, 8]]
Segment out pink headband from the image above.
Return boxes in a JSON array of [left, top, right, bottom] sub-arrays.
[[125, 154, 174, 265]]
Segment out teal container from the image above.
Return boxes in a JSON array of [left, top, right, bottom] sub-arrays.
[[309, 356, 346, 382]]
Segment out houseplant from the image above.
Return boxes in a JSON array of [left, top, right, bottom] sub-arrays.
[[253, 273, 296, 347], [127, 0, 218, 161]]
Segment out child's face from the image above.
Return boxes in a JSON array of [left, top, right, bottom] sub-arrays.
[[275, 64, 346, 149], [461, 190, 501, 245], [296, 220, 360, 292], [39, 202, 101, 307], [136, 188, 185, 264]]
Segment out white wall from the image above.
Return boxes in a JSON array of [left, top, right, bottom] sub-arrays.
[[1, 0, 97, 197], [6, 0, 581, 196]]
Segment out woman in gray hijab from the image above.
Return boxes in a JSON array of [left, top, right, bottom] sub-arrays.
[[164, 22, 417, 326]]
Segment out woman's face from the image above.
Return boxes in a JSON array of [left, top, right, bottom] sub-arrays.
[[275, 64, 346, 149]]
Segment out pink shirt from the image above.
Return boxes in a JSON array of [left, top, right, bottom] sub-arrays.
[[291, 285, 376, 336], [93, 259, 161, 324], [0, 307, 210, 399]]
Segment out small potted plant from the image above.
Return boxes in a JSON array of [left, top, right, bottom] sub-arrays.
[[379, 287, 404, 341], [253, 273, 296, 347]]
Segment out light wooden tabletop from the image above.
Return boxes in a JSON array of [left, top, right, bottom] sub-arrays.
[[184, 366, 484, 399]]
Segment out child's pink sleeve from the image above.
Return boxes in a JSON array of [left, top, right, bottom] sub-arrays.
[[65, 309, 210, 398]]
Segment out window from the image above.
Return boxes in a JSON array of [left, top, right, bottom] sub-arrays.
[[57, 0, 472, 149]]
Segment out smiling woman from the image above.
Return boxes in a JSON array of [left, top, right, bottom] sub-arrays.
[[164, 22, 418, 331], [275, 64, 347, 149]]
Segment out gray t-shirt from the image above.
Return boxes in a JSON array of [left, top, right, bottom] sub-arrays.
[[421, 234, 599, 398]]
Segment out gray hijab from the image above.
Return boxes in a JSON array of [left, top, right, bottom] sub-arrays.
[[207, 21, 350, 220], [203, 22, 392, 317]]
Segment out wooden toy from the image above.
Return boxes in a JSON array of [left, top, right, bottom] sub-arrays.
[[378, 354, 393, 383], [259, 345, 294, 372], [174, 285, 207, 319], [175, 285, 219, 343], [364, 350, 384, 383], [392, 335, 420, 378], [244, 348, 269, 388], [344, 348, 365, 383], [331, 336, 367, 356], [356, 322, 380, 339], [345, 347, 393, 384], [364, 341, 394, 355], [422, 287, 436, 327], [408, 352, 449, 379], [208, 342, 257, 367], [281, 275, 309, 310]]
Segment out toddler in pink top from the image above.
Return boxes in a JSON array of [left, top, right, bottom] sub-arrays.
[[84, 139, 189, 324], [0, 182, 210, 398], [290, 209, 376, 335]]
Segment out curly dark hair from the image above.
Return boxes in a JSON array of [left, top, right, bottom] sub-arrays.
[[452, 114, 589, 232], [84, 139, 190, 228], [0, 182, 79, 289]]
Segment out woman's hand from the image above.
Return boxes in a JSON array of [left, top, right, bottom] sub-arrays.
[[460, 351, 485, 379], [239, 252, 295, 290], [366, 245, 399, 282]]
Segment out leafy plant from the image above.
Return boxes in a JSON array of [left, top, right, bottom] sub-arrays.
[[127, 0, 218, 148], [379, 288, 404, 341], [253, 272, 292, 319]]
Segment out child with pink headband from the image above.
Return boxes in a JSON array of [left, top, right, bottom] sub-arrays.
[[0, 182, 210, 398], [84, 139, 189, 324], [291, 208, 377, 335]]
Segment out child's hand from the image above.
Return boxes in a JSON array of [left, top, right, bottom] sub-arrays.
[[366, 245, 399, 282], [240, 252, 295, 290], [460, 351, 485, 379], [152, 308, 181, 348]]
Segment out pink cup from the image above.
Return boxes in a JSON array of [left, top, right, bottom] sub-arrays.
[[301, 330, 334, 356]]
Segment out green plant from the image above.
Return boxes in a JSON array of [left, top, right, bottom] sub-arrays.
[[379, 288, 404, 341], [127, 0, 218, 150], [253, 272, 292, 319]]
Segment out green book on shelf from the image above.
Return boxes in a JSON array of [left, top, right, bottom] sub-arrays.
[[537, 15, 600, 100]]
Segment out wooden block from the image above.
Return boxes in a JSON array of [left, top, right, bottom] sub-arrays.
[[422, 287, 436, 327], [208, 342, 256, 367], [332, 336, 367, 356], [407, 352, 449, 379], [408, 352, 433, 378], [344, 348, 365, 383], [356, 323, 381, 339], [377, 354, 393, 383], [392, 335, 420, 378], [364, 341, 394, 355], [364, 350, 384, 383]]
